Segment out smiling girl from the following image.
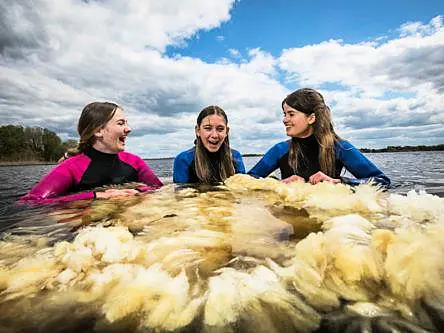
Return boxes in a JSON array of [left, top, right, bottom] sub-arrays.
[[248, 88, 390, 186], [21, 102, 163, 203], [173, 105, 245, 184]]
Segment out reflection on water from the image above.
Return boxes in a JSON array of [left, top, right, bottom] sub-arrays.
[[1, 175, 444, 333]]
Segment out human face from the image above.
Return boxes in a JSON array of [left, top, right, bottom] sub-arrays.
[[195, 114, 228, 153], [282, 103, 315, 138], [93, 107, 132, 153]]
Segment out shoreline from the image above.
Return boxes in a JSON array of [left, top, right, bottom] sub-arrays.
[[0, 161, 56, 166], [1, 150, 444, 166]]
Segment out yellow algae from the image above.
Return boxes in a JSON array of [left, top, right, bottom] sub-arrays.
[[0, 176, 443, 332]]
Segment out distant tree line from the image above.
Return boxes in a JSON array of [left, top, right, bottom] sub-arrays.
[[361, 144, 444, 153], [0, 125, 77, 162]]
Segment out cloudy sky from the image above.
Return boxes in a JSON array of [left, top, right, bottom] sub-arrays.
[[1, 0, 444, 158]]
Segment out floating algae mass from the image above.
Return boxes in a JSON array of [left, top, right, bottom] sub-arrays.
[[1, 174, 444, 332]]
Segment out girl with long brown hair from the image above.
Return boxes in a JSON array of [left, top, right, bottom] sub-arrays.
[[21, 102, 163, 203], [248, 88, 390, 186], [173, 105, 245, 184]]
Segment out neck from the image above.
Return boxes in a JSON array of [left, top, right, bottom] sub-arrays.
[[90, 145, 118, 155], [292, 127, 314, 139], [92, 143, 119, 154]]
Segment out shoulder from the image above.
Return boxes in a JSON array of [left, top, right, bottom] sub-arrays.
[[118, 151, 146, 168], [231, 149, 243, 158], [60, 153, 90, 169], [43, 153, 90, 184], [335, 140, 361, 157], [267, 140, 290, 156], [175, 148, 195, 163], [335, 139, 356, 151]]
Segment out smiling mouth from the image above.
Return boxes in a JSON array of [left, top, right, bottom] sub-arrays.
[[119, 136, 127, 144]]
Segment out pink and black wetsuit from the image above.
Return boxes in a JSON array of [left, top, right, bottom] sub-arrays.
[[20, 148, 163, 204]]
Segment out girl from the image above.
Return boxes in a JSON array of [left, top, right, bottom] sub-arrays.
[[21, 102, 163, 203], [248, 88, 390, 186], [173, 105, 245, 184]]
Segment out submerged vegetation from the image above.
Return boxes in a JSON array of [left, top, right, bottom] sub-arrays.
[[1, 175, 444, 332]]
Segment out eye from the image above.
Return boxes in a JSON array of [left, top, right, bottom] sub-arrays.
[[217, 126, 225, 132]]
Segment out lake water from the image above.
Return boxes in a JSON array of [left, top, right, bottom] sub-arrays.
[[0, 151, 444, 333], [1, 152, 444, 209], [1, 151, 443, 232]]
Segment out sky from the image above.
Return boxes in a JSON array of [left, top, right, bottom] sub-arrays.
[[1, 0, 444, 158]]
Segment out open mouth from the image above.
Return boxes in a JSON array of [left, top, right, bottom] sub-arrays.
[[208, 141, 220, 147], [118, 136, 127, 144]]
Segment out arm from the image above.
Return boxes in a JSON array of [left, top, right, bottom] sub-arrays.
[[337, 141, 391, 187], [247, 144, 283, 178], [19, 161, 95, 204], [232, 150, 246, 174], [136, 159, 163, 190], [173, 152, 193, 183], [118, 152, 163, 190]]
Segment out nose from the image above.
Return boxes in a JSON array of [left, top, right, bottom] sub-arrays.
[[210, 128, 218, 137], [125, 124, 132, 133]]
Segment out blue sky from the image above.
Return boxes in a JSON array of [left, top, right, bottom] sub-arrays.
[[170, 0, 443, 59], [1, 0, 443, 158]]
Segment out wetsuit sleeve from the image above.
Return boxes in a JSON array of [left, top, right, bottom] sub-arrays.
[[248, 144, 283, 178], [337, 141, 391, 187], [136, 159, 163, 189], [19, 161, 95, 204], [118, 152, 163, 190], [232, 150, 246, 174], [173, 152, 193, 183]]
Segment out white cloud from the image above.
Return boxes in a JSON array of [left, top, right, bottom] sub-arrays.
[[278, 16, 444, 148], [279, 16, 444, 96], [1, 1, 443, 159], [228, 48, 241, 57]]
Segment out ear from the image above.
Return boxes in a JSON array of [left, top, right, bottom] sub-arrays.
[[195, 125, 199, 137], [308, 113, 316, 125], [226, 126, 230, 135], [94, 127, 104, 139]]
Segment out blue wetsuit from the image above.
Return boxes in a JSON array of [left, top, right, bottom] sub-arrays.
[[173, 147, 245, 183], [248, 136, 390, 186]]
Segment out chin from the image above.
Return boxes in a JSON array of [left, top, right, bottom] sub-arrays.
[[286, 130, 296, 137], [205, 146, 221, 153]]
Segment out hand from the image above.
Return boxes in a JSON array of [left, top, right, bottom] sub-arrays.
[[281, 175, 305, 184], [308, 171, 340, 185], [96, 188, 139, 199]]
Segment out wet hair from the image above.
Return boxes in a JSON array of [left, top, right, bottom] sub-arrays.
[[194, 105, 235, 183], [282, 88, 340, 177], [67, 102, 119, 157]]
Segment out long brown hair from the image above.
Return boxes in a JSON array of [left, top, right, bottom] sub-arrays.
[[67, 102, 119, 157], [194, 105, 235, 183], [283, 88, 340, 177]]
